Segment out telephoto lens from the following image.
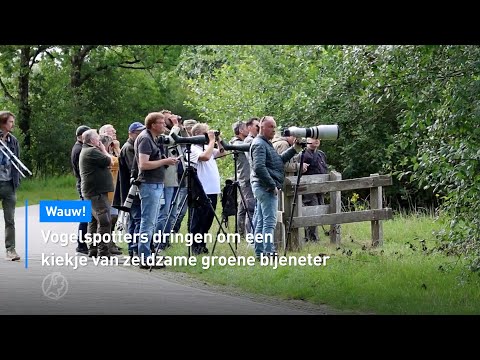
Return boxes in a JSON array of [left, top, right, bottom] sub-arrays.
[[282, 124, 339, 140], [115, 184, 139, 212]]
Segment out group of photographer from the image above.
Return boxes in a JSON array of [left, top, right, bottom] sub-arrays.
[[232, 116, 329, 257], [69, 111, 329, 268], [72, 111, 224, 267]]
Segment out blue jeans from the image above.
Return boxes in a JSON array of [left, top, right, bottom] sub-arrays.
[[155, 186, 175, 249], [251, 182, 278, 256], [128, 202, 141, 253], [156, 186, 174, 233], [138, 183, 164, 259]]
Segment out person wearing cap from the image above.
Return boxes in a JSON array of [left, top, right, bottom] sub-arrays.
[[0, 111, 21, 261], [113, 121, 145, 256], [71, 124, 91, 255]]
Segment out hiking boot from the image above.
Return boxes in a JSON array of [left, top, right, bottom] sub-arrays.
[[108, 247, 123, 255], [76, 247, 89, 255], [6, 248, 20, 261], [97, 251, 115, 258], [138, 260, 166, 269], [108, 241, 122, 254], [88, 248, 98, 257]]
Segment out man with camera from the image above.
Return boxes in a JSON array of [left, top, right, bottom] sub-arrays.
[[249, 116, 301, 259], [80, 129, 115, 257], [0, 111, 21, 261], [188, 123, 225, 255], [71, 124, 91, 255], [155, 110, 182, 250], [302, 137, 328, 242], [135, 112, 178, 268], [171, 119, 197, 233], [230, 121, 255, 238]]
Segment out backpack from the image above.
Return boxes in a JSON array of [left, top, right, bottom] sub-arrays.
[[188, 168, 208, 208], [221, 179, 237, 219]]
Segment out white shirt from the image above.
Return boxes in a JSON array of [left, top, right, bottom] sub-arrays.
[[189, 145, 221, 195]]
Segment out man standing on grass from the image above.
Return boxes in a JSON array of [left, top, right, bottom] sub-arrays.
[[71, 124, 91, 255], [249, 116, 301, 259], [0, 111, 21, 261]]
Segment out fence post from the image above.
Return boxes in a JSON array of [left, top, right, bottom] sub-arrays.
[[329, 171, 342, 246], [370, 173, 383, 246], [275, 190, 285, 252], [283, 188, 301, 251]]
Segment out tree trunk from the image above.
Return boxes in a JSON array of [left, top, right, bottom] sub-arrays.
[[18, 46, 32, 163]]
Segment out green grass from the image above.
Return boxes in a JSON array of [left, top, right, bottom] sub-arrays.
[[15, 175, 78, 206], [161, 213, 480, 314], [13, 175, 480, 314]]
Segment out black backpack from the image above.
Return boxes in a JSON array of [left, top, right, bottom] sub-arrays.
[[221, 179, 237, 219]]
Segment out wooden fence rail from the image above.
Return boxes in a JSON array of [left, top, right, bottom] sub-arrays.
[[275, 172, 393, 251]]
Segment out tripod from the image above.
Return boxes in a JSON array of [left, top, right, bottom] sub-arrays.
[[215, 150, 254, 251], [284, 144, 307, 257], [283, 144, 330, 255], [151, 144, 236, 271]]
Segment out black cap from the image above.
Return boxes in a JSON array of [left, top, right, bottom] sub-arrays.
[[76, 125, 90, 137]]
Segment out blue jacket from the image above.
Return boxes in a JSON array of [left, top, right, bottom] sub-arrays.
[[249, 135, 297, 190]]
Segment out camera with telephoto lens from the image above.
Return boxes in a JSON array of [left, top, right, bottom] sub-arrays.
[[114, 182, 139, 212], [282, 124, 340, 140], [220, 140, 251, 152]]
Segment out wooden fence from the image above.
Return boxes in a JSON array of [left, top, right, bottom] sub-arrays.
[[275, 172, 393, 251]]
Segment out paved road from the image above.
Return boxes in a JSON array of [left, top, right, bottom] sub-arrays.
[[0, 204, 322, 315]]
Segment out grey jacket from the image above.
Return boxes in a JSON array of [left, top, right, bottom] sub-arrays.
[[249, 135, 297, 190], [230, 136, 251, 188]]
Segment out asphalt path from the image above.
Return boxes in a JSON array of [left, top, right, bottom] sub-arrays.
[[0, 204, 325, 315]]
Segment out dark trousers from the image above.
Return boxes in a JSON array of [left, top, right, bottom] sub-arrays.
[[87, 193, 112, 254], [77, 196, 89, 251], [0, 181, 16, 250], [190, 194, 217, 254], [302, 193, 324, 241], [237, 183, 255, 236], [128, 202, 141, 253]]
